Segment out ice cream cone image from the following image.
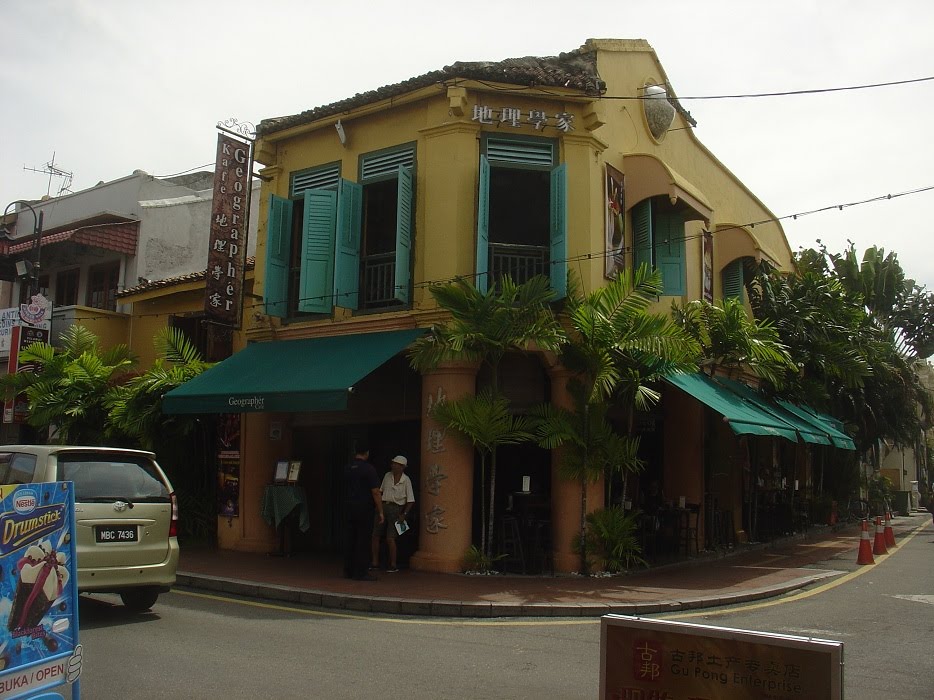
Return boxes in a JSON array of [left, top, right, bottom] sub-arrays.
[[8, 543, 69, 632]]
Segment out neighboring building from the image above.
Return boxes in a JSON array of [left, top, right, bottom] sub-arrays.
[[164, 39, 824, 571], [0, 169, 259, 439]]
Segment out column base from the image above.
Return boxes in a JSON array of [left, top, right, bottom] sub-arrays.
[[554, 550, 579, 574], [410, 550, 464, 574]]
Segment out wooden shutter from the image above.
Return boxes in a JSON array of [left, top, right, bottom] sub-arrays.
[[299, 189, 337, 314], [362, 148, 415, 182], [722, 258, 745, 302], [486, 137, 554, 167], [264, 194, 292, 318], [476, 155, 490, 293], [632, 199, 653, 274], [394, 166, 413, 303], [549, 163, 567, 300], [654, 209, 686, 296], [334, 179, 362, 310]]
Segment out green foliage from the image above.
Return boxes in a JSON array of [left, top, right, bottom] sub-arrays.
[[867, 471, 894, 512], [576, 507, 646, 573], [461, 544, 506, 574]]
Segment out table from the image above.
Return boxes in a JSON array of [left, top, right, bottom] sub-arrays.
[[262, 484, 310, 556]]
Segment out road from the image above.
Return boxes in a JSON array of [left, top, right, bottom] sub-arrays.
[[75, 525, 933, 699]]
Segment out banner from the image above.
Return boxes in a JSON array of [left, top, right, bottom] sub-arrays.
[[205, 132, 253, 327], [3, 325, 50, 424]]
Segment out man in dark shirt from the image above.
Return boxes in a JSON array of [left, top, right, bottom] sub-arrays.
[[343, 444, 384, 580]]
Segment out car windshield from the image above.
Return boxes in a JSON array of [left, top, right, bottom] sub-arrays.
[[57, 453, 170, 502]]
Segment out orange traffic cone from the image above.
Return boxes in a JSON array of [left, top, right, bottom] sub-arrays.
[[856, 519, 875, 565], [872, 515, 888, 555], [883, 510, 897, 548]]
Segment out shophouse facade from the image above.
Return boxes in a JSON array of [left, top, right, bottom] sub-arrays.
[[165, 39, 812, 572]]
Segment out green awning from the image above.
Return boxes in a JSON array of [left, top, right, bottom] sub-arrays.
[[713, 377, 833, 446], [162, 328, 425, 414], [664, 373, 799, 442], [776, 400, 857, 450]]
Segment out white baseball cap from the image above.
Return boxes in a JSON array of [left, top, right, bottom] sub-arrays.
[[391, 455, 408, 466]]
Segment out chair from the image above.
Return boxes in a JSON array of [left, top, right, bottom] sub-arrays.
[[638, 513, 659, 557], [528, 519, 554, 576], [680, 503, 700, 556], [498, 515, 526, 573]]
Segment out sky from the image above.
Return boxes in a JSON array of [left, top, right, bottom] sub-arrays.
[[2, 0, 933, 289]]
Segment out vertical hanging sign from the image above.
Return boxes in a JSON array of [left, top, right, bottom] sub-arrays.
[[205, 124, 254, 328]]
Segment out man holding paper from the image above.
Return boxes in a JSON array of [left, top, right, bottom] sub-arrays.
[[371, 455, 415, 573]]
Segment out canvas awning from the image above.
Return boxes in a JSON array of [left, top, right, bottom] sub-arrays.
[[777, 400, 857, 450], [713, 377, 833, 446], [162, 328, 425, 414], [664, 372, 798, 441]]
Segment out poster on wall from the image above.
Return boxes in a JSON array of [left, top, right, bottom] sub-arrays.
[[605, 164, 626, 279], [0, 482, 82, 699], [702, 230, 714, 302], [217, 414, 241, 518], [3, 324, 51, 424]]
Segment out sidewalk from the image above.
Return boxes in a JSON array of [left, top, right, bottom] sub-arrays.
[[175, 512, 932, 618]]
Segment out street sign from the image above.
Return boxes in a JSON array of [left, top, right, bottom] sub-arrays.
[[600, 615, 842, 700], [0, 483, 81, 700]]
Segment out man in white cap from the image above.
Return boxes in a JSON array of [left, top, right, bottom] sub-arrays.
[[371, 455, 415, 572]]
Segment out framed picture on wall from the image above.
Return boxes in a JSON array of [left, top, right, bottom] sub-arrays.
[[273, 460, 289, 484], [287, 460, 302, 484]]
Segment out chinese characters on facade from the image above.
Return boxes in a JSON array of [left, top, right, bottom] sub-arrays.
[[471, 105, 575, 132]]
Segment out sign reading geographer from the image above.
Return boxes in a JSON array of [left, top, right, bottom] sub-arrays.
[[0, 483, 81, 700], [600, 615, 842, 700]]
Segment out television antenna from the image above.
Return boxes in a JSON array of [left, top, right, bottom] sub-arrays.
[[24, 152, 74, 197]]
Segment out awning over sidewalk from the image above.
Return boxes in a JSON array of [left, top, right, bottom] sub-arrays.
[[162, 328, 425, 414], [713, 377, 833, 446], [664, 372, 798, 442], [777, 400, 857, 450]]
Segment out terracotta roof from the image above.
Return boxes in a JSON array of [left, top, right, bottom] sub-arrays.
[[6, 220, 139, 256], [117, 256, 255, 298], [257, 46, 604, 137]]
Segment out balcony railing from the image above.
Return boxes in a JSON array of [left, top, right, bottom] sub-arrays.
[[490, 242, 549, 287], [362, 252, 398, 309]]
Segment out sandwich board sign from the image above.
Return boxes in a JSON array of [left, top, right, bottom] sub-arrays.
[[0, 483, 81, 699], [600, 615, 842, 699]]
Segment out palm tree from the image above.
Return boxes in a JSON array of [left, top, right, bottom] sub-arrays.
[[408, 275, 564, 561], [0, 325, 136, 444], [105, 326, 213, 449], [535, 266, 699, 573]]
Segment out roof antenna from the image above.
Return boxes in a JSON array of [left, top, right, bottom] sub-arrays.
[[24, 152, 74, 197]]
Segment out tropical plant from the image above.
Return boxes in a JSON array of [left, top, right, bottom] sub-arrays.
[[408, 275, 564, 561], [0, 325, 136, 444], [106, 326, 213, 449], [461, 544, 507, 574], [577, 507, 646, 573], [535, 266, 698, 574]]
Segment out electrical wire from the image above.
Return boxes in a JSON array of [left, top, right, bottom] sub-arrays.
[[150, 163, 215, 178]]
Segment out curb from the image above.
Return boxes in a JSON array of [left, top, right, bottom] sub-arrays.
[[174, 570, 831, 619]]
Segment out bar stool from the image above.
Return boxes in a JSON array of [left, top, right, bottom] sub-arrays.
[[498, 515, 525, 573], [680, 503, 700, 556]]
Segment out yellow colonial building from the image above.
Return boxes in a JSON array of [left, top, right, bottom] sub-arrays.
[[165, 39, 798, 572]]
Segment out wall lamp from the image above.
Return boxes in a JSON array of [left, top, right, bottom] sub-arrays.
[[1, 200, 44, 297]]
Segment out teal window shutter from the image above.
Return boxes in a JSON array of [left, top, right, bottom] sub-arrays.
[[264, 194, 292, 318], [632, 199, 653, 274], [722, 258, 745, 302], [476, 155, 490, 293], [654, 208, 686, 296], [394, 166, 413, 303], [549, 162, 567, 299], [299, 189, 338, 314], [334, 178, 362, 309]]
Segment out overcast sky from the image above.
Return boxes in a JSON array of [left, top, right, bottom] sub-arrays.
[[2, 1, 932, 289]]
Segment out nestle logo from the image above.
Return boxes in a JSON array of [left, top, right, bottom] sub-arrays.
[[13, 490, 38, 515]]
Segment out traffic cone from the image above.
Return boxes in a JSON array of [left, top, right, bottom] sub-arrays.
[[883, 510, 897, 548], [872, 515, 888, 555], [856, 519, 875, 565]]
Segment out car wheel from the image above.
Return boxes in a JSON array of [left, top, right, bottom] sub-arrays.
[[120, 588, 160, 611]]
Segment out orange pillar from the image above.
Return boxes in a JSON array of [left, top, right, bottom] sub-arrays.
[[547, 365, 604, 573], [410, 361, 478, 573]]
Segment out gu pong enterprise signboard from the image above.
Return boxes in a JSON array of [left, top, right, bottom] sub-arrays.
[[0, 483, 81, 700], [600, 615, 842, 700]]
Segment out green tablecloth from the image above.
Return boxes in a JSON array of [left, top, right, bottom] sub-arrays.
[[262, 484, 310, 532]]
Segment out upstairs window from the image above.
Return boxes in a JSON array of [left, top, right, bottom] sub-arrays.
[[631, 197, 686, 296], [86, 261, 120, 311], [264, 146, 414, 319], [476, 135, 566, 298], [721, 258, 746, 302], [55, 268, 79, 306]]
